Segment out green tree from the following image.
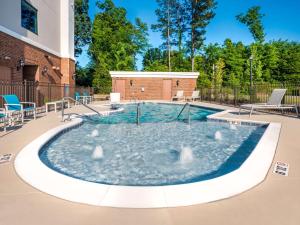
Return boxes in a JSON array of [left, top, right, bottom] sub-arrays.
[[89, 0, 148, 93], [244, 44, 263, 83], [222, 39, 246, 85], [170, 51, 191, 71], [194, 55, 211, 87], [144, 61, 169, 72], [75, 64, 94, 87], [74, 0, 91, 57], [236, 6, 265, 43], [170, 0, 187, 53], [261, 43, 279, 82], [152, 0, 177, 71], [203, 43, 222, 73], [185, 0, 217, 71], [143, 48, 165, 69], [271, 41, 300, 83], [213, 58, 225, 88]]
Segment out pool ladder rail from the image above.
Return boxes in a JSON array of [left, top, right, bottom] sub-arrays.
[[61, 97, 102, 122], [177, 103, 191, 125], [136, 102, 141, 125]]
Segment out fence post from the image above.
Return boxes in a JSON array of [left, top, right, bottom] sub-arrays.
[[249, 84, 252, 104], [48, 83, 50, 103], [24, 79, 27, 102], [63, 83, 66, 98], [234, 86, 237, 106], [200, 87, 203, 101]]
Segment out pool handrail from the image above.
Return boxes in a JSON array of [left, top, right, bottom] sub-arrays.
[[177, 103, 191, 124], [136, 102, 141, 125], [61, 97, 101, 122]]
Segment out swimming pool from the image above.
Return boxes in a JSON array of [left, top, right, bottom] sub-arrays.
[[15, 103, 281, 208], [39, 103, 266, 186]]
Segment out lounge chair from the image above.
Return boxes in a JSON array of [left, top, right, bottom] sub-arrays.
[[2, 94, 36, 123], [110, 93, 121, 109], [172, 90, 185, 101], [239, 89, 299, 117], [186, 90, 201, 102]]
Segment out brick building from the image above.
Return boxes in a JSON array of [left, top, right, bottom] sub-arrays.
[[110, 71, 199, 101], [0, 0, 75, 101]]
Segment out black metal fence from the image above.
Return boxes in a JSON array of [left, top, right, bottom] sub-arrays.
[[0, 80, 93, 107], [198, 83, 300, 114]]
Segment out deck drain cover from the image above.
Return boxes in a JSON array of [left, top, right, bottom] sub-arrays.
[[0, 153, 13, 164], [273, 161, 289, 176]]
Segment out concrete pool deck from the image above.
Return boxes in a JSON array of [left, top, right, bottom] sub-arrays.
[[0, 102, 299, 225]]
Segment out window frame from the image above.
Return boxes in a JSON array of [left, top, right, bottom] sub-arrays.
[[21, 0, 38, 35]]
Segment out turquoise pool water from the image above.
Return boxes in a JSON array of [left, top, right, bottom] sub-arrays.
[[39, 103, 266, 186]]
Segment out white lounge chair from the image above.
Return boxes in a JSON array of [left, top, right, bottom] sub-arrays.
[[239, 89, 299, 117], [0, 108, 22, 132], [172, 90, 185, 101], [110, 93, 121, 109], [186, 90, 200, 102], [0, 108, 8, 132]]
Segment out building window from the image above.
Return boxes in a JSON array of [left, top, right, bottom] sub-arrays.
[[21, 0, 38, 34]]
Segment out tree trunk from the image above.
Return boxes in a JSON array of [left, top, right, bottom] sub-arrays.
[[191, 57, 195, 72], [191, 29, 195, 72], [191, 0, 195, 72], [167, 0, 171, 72]]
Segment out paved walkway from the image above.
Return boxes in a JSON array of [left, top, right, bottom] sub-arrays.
[[0, 102, 299, 225]]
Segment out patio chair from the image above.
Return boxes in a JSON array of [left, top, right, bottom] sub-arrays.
[[172, 90, 185, 101], [110, 93, 121, 109], [239, 89, 299, 117], [0, 108, 7, 132], [75, 91, 80, 101], [74, 91, 83, 105], [0, 108, 22, 132], [83, 91, 93, 104], [2, 95, 36, 123], [186, 90, 201, 102]]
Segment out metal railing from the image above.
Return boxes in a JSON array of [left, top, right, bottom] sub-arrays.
[[61, 97, 101, 122], [0, 80, 93, 107], [197, 83, 300, 115], [177, 103, 191, 125], [136, 102, 141, 125], [198, 83, 300, 106]]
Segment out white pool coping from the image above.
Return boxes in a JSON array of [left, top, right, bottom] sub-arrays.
[[14, 105, 281, 208]]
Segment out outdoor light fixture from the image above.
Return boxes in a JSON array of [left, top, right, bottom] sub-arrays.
[[16, 58, 25, 71], [45, 55, 51, 59], [72, 73, 76, 80], [42, 66, 48, 75], [51, 66, 60, 71], [176, 80, 180, 87], [4, 56, 11, 60], [130, 80, 133, 86]]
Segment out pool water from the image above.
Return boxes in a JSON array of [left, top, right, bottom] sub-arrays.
[[39, 103, 266, 186]]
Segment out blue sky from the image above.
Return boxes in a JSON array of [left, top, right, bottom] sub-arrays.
[[77, 0, 300, 69]]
